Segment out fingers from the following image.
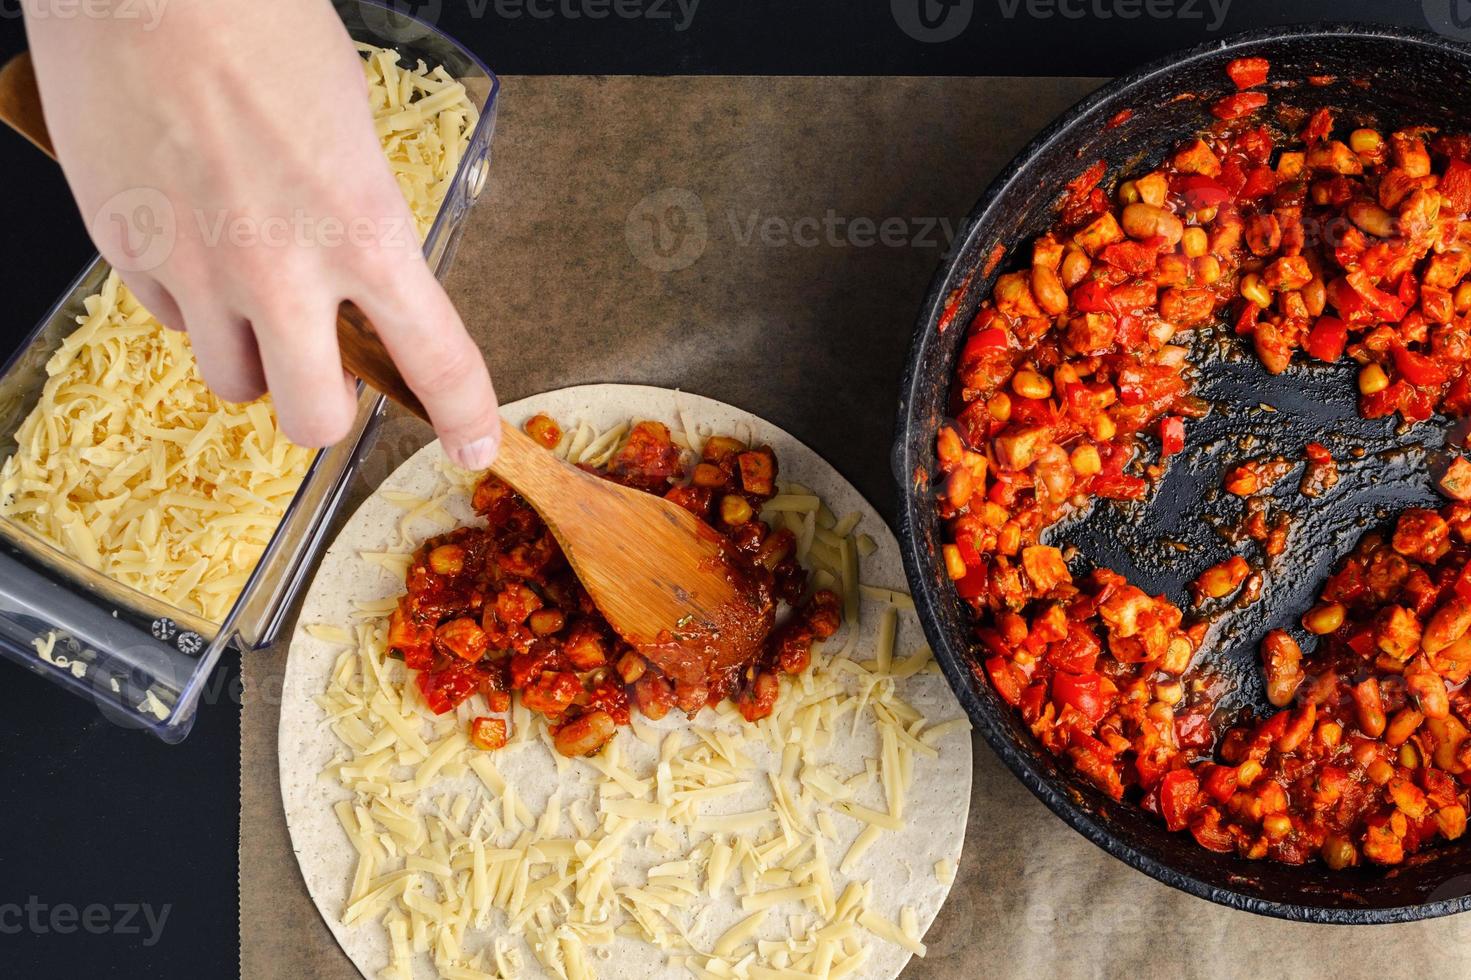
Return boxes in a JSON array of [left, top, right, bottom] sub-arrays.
[[352, 261, 500, 469], [119, 273, 186, 333], [250, 295, 360, 448], [177, 305, 269, 405]]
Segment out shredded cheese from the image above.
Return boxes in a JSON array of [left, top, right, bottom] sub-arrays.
[[0, 42, 478, 627], [312, 412, 966, 980]]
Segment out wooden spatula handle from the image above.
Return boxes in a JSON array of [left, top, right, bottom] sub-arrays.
[[335, 300, 430, 421]]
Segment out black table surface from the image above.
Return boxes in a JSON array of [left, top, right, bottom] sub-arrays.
[[0, 1, 1459, 975]]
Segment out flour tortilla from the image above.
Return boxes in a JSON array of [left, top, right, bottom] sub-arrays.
[[279, 384, 972, 979]]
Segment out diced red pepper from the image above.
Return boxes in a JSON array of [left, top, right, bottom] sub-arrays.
[[1211, 92, 1268, 121], [961, 326, 1009, 364], [1051, 671, 1113, 726], [1159, 416, 1185, 458], [1225, 57, 1269, 90], [1393, 346, 1448, 388], [1304, 316, 1348, 362], [955, 565, 988, 599]]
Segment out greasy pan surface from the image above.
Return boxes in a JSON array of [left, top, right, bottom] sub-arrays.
[[896, 25, 1471, 922]]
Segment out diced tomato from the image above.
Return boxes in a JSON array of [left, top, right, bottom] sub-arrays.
[[1302, 106, 1335, 143], [1393, 346, 1448, 388], [416, 665, 478, 715], [1441, 159, 1471, 215], [1176, 173, 1231, 210], [1454, 562, 1471, 602], [1159, 416, 1185, 458], [1225, 57, 1269, 90], [1051, 671, 1113, 725], [1176, 709, 1214, 750], [1211, 91, 1268, 120], [1202, 764, 1239, 804], [1304, 316, 1348, 362], [1237, 165, 1278, 199], [985, 655, 1026, 707], [1234, 302, 1260, 336], [1159, 769, 1201, 832], [1190, 811, 1237, 853], [1099, 239, 1161, 276], [1071, 279, 1112, 313], [955, 565, 989, 599]]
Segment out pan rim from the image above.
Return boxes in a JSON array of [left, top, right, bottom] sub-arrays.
[[894, 21, 1471, 924]]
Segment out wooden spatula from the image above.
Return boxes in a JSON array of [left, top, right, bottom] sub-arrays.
[[0, 52, 774, 691]]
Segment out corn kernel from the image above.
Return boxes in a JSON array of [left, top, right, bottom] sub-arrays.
[[1070, 444, 1102, 476], [1349, 128, 1383, 155], [1011, 370, 1053, 400], [720, 494, 753, 525], [988, 392, 1012, 422], [1322, 836, 1356, 870], [1236, 759, 1263, 787], [1091, 414, 1117, 441], [1240, 272, 1271, 308], [1194, 254, 1222, 284], [1181, 226, 1208, 258], [1359, 363, 1389, 395], [428, 544, 465, 576], [942, 544, 967, 580]]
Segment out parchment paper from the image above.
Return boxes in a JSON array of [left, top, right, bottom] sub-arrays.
[[240, 75, 1471, 980]]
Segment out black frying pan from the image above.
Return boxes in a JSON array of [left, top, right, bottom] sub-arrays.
[[895, 24, 1471, 923]]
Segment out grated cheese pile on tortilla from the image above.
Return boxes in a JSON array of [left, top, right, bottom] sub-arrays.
[[310, 418, 969, 980], [0, 43, 478, 624]]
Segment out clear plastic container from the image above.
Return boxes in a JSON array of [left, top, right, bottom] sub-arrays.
[[0, 0, 499, 742]]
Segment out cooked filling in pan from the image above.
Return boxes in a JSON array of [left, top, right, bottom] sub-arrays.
[[938, 56, 1471, 867]]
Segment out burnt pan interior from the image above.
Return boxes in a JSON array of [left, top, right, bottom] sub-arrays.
[[896, 25, 1471, 922]]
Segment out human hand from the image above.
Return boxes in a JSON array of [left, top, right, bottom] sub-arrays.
[[23, 0, 501, 467]]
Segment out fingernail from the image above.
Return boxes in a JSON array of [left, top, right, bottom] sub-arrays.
[[450, 435, 498, 471]]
